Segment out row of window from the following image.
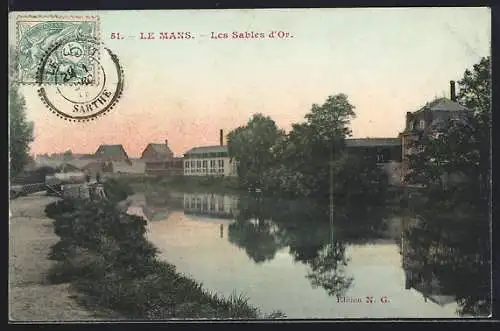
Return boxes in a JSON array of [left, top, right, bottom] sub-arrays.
[[184, 159, 225, 169], [185, 168, 225, 174], [409, 120, 426, 131], [410, 113, 465, 131], [184, 196, 238, 214], [185, 197, 227, 213]]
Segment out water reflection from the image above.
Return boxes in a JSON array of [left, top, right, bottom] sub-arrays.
[[139, 191, 490, 317], [400, 209, 491, 316], [183, 193, 238, 219]]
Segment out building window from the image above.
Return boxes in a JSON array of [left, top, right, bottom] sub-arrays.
[[419, 120, 425, 130], [197, 160, 201, 168], [409, 121, 414, 130], [218, 159, 224, 168], [202, 160, 208, 168], [185, 161, 190, 168]]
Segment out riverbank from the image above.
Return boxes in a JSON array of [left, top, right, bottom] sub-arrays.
[[9, 193, 111, 321], [44, 191, 284, 319]]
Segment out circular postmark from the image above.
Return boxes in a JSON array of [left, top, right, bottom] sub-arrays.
[[36, 37, 124, 122]]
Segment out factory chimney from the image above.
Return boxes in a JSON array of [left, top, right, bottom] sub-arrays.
[[450, 80, 456, 101], [220, 129, 224, 146]]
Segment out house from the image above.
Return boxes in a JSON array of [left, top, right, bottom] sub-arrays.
[[94, 144, 131, 163], [345, 138, 403, 186], [183, 130, 238, 177], [141, 139, 180, 176], [145, 157, 183, 176], [399, 80, 473, 185], [141, 140, 174, 161]]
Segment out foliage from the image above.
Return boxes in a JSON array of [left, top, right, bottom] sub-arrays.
[[9, 48, 34, 179], [227, 114, 285, 188], [305, 242, 353, 297], [63, 150, 73, 161], [44, 185, 284, 318], [330, 152, 389, 206], [456, 56, 491, 196], [227, 94, 386, 204], [104, 178, 135, 203]]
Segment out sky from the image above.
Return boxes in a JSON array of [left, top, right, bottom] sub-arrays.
[[9, 8, 491, 157]]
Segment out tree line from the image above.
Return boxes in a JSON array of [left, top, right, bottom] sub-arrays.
[[227, 56, 491, 207], [227, 94, 388, 206]]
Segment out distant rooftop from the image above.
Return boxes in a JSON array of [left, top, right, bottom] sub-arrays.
[[414, 98, 470, 114], [95, 144, 129, 158], [346, 138, 401, 148], [184, 145, 228, 155]]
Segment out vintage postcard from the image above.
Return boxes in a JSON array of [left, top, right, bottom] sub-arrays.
[[8, 8, 492, 321]]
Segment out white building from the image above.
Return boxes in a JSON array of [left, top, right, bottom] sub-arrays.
[[183, 145, 237, 177]]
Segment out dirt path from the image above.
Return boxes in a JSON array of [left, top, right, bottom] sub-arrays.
[[9, 193, 106, 322]]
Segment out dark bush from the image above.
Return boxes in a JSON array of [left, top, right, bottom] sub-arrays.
[[45, 199, 77, 219], [104, 178, 134, 203]]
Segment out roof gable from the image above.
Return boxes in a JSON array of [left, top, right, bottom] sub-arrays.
[[145, 143, 173, 156], [95, 144, 129, 158], [414, 98, 470, 115]]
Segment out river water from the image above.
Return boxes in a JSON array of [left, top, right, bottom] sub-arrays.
[[127, 191, 490, 319]]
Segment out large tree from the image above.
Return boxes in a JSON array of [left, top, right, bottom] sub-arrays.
[[286, 94, 357, 198], [456, 56, 491, 196], [9, 47, 34, 179], [227, 114, 284, 188]]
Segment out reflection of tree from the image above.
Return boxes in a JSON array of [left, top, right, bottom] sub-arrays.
[[403, 204, 491, 316], [228, 219, 284, 263], [228, 195, 353, 297], [306, 241, 353, 297]]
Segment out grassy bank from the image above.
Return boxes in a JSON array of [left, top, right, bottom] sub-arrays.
[[44, 180, 284, 319]]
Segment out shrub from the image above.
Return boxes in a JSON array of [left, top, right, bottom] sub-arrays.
[[104, 178, 134, 203], [45, 199, 77, 219]]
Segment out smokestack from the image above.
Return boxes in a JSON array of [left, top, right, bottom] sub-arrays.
[[220, 129, 224, 146], [405, 112, 412, 126], [165, 139, 168, 146], [450, 80, 456, 101]]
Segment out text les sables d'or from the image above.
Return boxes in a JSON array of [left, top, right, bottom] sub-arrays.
[[109, 31, 293, 40]]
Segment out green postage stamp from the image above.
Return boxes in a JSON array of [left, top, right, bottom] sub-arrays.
[[16, 15, 100, 85]]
